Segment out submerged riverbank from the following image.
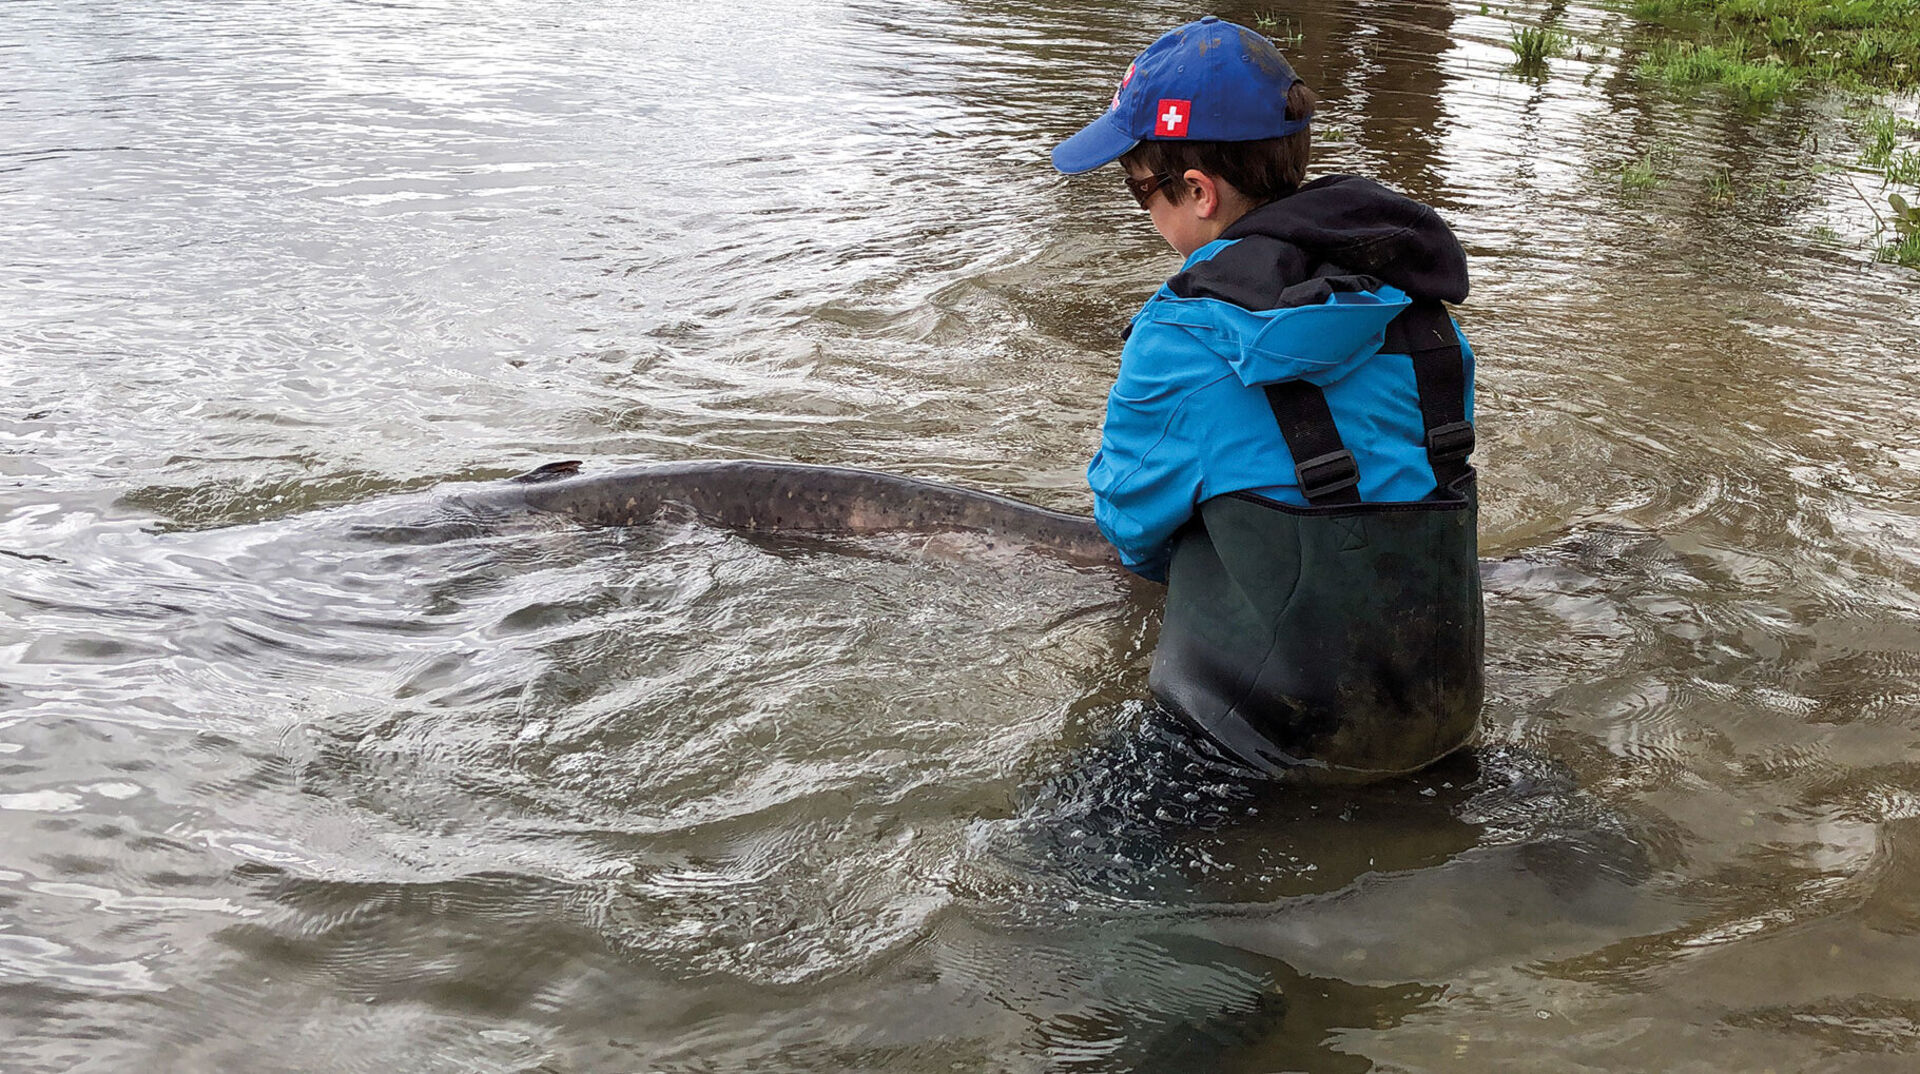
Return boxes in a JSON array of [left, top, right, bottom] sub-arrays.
[[1497, 0, 1920, 265]]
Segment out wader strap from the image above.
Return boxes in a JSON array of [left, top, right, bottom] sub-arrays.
[[1262, 381, 1361, 504], [1385, 300, 1475, 491]]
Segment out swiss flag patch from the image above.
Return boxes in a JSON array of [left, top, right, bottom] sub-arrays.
[[1154, 98, 1191, 137]]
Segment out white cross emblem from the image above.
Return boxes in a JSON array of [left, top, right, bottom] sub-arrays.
[[1154, 98, 1191, 136]]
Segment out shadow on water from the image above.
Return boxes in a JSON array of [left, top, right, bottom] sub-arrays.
[[946, 708, 1669, 1071]]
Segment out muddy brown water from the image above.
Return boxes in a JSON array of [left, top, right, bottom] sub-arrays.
[[5, 1, 1920, 1071]]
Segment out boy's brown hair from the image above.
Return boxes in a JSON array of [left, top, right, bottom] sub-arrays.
[[1119, 81, 1319, 205]]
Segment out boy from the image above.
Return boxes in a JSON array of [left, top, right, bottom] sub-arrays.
[[1052, 16, 1483, 780]]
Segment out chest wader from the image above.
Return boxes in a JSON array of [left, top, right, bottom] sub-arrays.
[[1150, 300, 1483, 780]]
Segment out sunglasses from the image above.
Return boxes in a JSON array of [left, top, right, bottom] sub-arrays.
[[1123, 171, 1179, 210]]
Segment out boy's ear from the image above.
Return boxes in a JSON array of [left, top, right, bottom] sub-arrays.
[[1182, 169, 1223, 218]]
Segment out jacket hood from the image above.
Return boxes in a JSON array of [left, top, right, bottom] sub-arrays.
[[1141, 174, 1467, 388], [1141, 279, 1410, 388], [1168, 174, 1470, 308]]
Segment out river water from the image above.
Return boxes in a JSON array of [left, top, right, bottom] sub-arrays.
[[5, 1, 1920, 1070]]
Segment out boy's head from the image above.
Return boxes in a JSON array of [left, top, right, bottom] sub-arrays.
[[1114, 82, 1317, 206], [1052, 16, 1315, 249]]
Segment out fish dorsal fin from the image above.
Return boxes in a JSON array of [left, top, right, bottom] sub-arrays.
[[509, 460, 584, 483]]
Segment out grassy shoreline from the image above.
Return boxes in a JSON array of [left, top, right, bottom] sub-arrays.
[[1631, 0, 1919, 98], [1622, 0, 1920, 265]]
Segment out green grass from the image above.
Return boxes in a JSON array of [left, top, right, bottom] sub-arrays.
[[1857, 108, 1920, 185], [1622, 153, 1661, 189], [1510, 26, 1571, 69], [1877, 231, 1920, 267], [1628, 0, 1920, 92], [1889, 151, 1920, 187], [1638, 38, 1804, 103], [1704, 167, 1735, 201], [1860, 109, 1915, 167], [1254, 11, 1304, 48]]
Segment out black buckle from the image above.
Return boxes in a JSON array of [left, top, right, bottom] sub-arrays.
[[1294, 449, 1359, 499], [1426, 420, 1474, 461]]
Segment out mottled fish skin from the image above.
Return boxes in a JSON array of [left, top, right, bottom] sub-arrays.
[[451, 459, 1122, 569]]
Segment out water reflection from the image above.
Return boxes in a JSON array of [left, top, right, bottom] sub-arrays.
[[1275, 1, 1459, 200]]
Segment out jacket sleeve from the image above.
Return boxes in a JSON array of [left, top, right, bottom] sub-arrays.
[[1457, 324, 1476, 421], [1086, 321, 1208, 583]]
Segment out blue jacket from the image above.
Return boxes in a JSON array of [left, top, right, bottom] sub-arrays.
[[1087, 176, 1476, 580]]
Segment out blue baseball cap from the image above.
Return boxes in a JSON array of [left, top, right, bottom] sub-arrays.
[[1052, 15, 1309, 174]]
